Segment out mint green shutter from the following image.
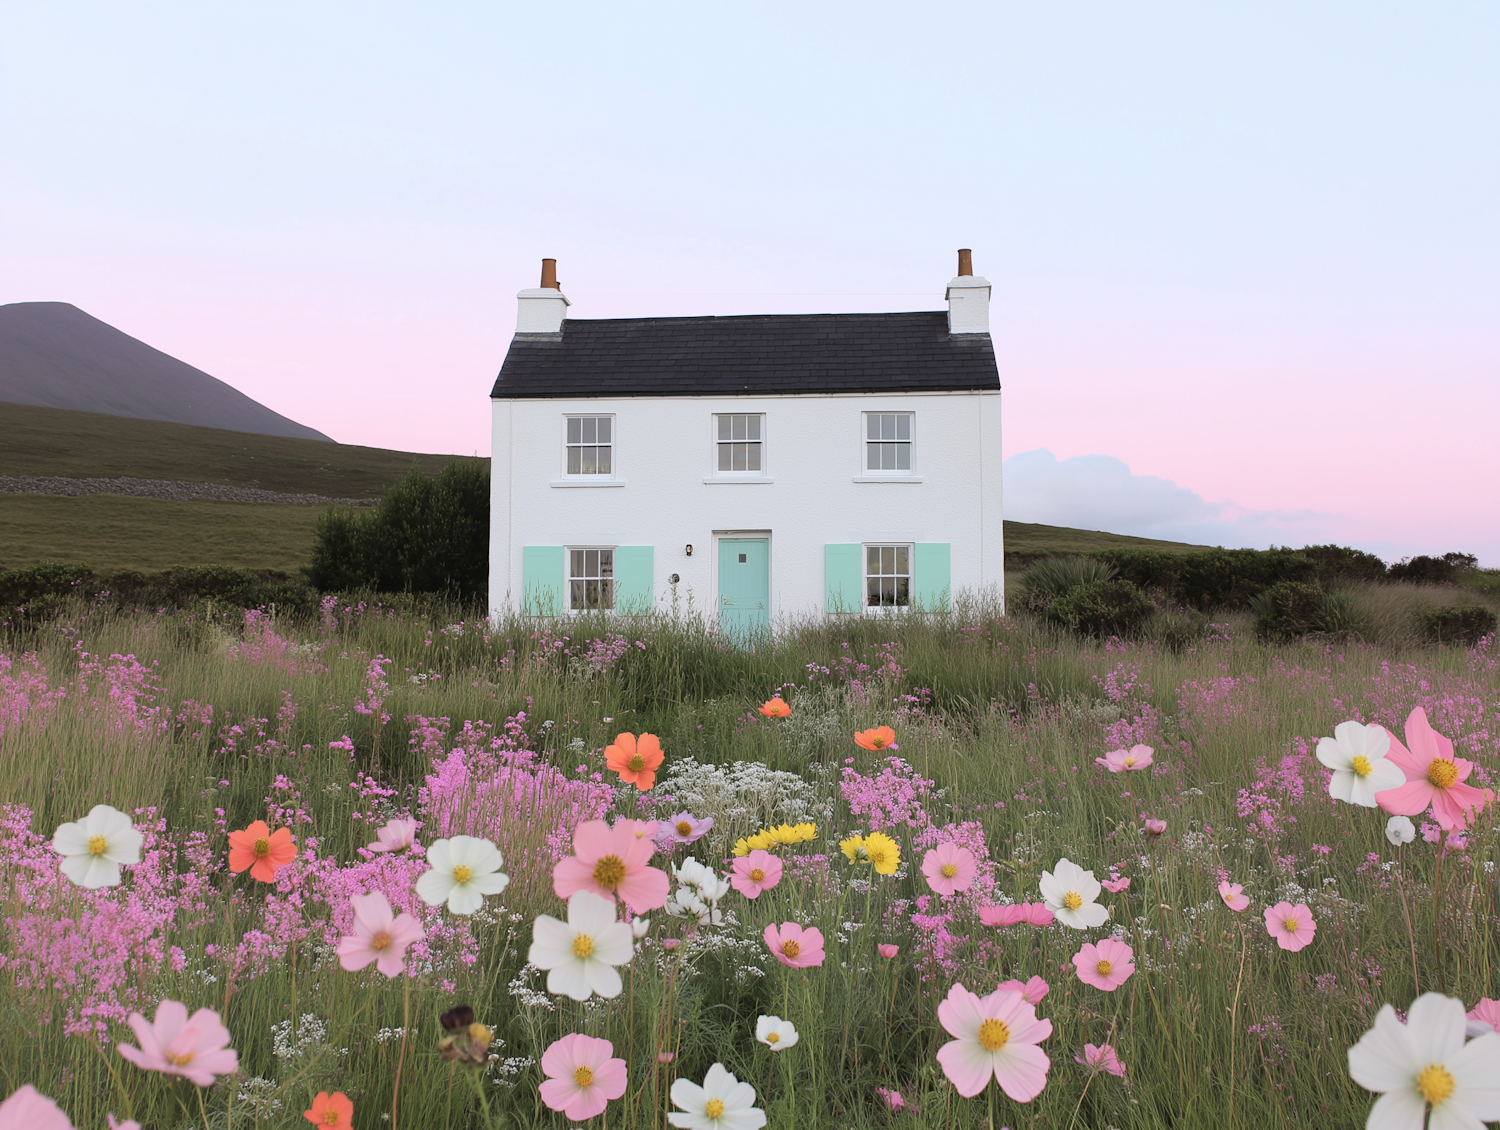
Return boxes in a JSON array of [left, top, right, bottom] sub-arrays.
[[914, 543, 952, 611], [824, 544, 862, 614], [521, 546, 565, 615], [613, 546, 654, 613]]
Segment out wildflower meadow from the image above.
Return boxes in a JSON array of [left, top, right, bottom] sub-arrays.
[[3, 597, 1500, 1129]]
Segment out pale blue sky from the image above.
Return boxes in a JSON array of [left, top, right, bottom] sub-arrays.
[[2, 3, 1496, 560]]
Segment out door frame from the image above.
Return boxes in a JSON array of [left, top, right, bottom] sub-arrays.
[[713, 530, 772, 628]]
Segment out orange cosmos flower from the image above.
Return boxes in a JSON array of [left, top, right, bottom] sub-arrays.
[[303, 1092, 353, 1130], [758, 697, 791, 719], [605, 732, 664, 791], [227, 820, 297, 882], [854, 726, 897, 751]]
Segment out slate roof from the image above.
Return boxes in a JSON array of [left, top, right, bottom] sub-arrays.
[[491, 311, 998, 399]]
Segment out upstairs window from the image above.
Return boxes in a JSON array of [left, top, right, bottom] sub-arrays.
[[566, 416, 613, 475], [866, 413, 913, 471], [570, 548, 614, 610], [716, 414, 764, 473], [866, 545, 911, 611]]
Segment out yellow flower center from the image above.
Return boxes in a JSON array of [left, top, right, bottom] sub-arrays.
[[574, 1065, 594, 1087], [1064, 891, 1083, 910], [370, 930, 393, 950], [627, 753, 646, 772], [766, 1032, 780, 1044], [870, 849, 889, 866], [87, 835, 108, 855], [872, 736, 887, 748], [1096, 959, 1112, 976], [781, 940, 801, 959], [1427, 759, 1460, 789], [1222, 890, 1235, 904], [1124, 757, 1136, 767], [677, 821, 693, 836], [941, 864, 958, 878], [977, 1018, 1010, 1052], [572, 932, 595, 958], [704, 1098, 726, 1118], [167, 1051, 194, 1066], [593, 855, 627, 890], [322, 1109, 341, 1125], [750, 868, 765, 882], [1283, 917, 1299, 934], [468, 1023, 493, 1045], [1417, 1063, 1455, 1107], [252, 837, 271, 859], [452, 864, 472, 883], [1351, 755, 1373, 777]]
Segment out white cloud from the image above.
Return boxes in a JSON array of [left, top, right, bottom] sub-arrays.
[[1002, 449, 1333, 549]]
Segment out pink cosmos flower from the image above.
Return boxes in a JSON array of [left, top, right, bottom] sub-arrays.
[[935, 983, 1053, 1100], [1023, 902, 1055, 926], [978, 902, 1054, 927], [538, 1033, 628, 1122], [1075, 1043, 1126, 1077], [1101, 876, 1130, 893], [657, 812, 713, 847], [367, 817, 419, 855], [0, 1086, 72, 1130], [876, 1088, 909, 1112], [107, 1116, 141, 1130], [878, 944, 900, 959], [1376, 707, 1494, 831], [920, 842, 977, 896], [998, 976, 1050, 1006], [553, 819, 670, 911], [1073, 938, 1135, 991], [1094, 745, 1154, 773], [335, 891, 425, 977], [729, 850, 782, 899], [1467, 998, 1500, 1037], [1142, 819, 1167, 837], [764, 922, 825, 969], [117, 1000, 239, 1086], [1263, 902, 1316, 952], [1218, 881, 1250, 912]]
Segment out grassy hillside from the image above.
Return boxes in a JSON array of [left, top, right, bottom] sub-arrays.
[[0, 401, 463, 497], [1002, 518, 1210, 559]]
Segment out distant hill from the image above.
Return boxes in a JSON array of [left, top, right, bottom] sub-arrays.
[[0, 301, 331, 441]]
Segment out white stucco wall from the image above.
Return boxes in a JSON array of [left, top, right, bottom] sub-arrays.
[[488, 389, 1003, 622]]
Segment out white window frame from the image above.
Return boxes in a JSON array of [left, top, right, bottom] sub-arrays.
[[863, 543, 913, 614], [710, 412, 768, 478], [563, 414, 616, 479], [861, 411, 916, 476], [567, 546, 616, 612]]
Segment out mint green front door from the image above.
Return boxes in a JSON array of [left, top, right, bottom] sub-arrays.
[[718, 538, 769, 637]]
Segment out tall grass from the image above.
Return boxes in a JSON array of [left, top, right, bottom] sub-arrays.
[[2, 598, 1497, 1128]]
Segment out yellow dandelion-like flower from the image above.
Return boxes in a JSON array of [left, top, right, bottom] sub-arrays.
[[840, 834, 869, 864], [791, 822, 818, 842], [766, 824, 800, 845], [865, 832, 901, 875], [732, 830, 777, 856]]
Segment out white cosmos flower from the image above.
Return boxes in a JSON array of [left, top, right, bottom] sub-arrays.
[[1317, 721, 1405, 808], [528, 890, 635, 1001], [1386, 815, 1417, 846], [668, 1063, 766, 1130], [755, 1015, 798, 1051], [1348, 992, 1500, 1128], [414, 835, 509, 915], [52, 804, 143, 889], [1038, 858, 1108, 929], [666, 858, 731, 925]]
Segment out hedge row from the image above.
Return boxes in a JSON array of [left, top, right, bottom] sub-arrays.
[[0, 563, 320, 625]]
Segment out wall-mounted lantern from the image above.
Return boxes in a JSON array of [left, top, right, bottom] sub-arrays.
[[684, 544, 694, 556]]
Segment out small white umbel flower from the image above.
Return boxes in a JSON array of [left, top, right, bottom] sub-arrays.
[[52, 804, 143, 888], [1317, 721, 1405, 808]]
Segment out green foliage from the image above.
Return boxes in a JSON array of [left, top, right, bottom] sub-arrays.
[[1389, 552, 1479, 585], [1293, 543, 1388, 582], [0, 561, 315, 626], [1249, 581, 1333, 640], [1093, 546, 1321, 610], [1046, 578, 1157, 638], [305, 459, 489, 602], [1420, 604, 1498, 645], [1018, 555, 1117, 601]]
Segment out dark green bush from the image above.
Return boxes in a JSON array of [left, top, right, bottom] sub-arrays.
[[305, 459, 489, 602], [1295, 544, 1388, 582], [1046, 579, 1156, 638], [0, 562, 316, 625], [1018, 557, 1117, 610], [1249, 581, 1329, 640], [1092, 547, 1320, 610], [1420, 605, 1498, 646], [1389, 553, 1478, 585], [1140, 607, 1211, 650]]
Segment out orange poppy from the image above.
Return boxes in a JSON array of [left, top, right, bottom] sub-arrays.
[[303, 1091, 353, 1130], [758, 697, 792, 719], [854, 726, 897, 751], [227, 820, 297, 882], [605, 732, 664, 791]]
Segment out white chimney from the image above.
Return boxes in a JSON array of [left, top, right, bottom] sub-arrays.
[[945, 248, 991, 335], [516, 257, 570, 333]]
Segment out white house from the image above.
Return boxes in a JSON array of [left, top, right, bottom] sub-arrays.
[[487, 252, 1003, 631]]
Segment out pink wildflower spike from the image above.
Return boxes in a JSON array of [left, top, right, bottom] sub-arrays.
[[1263, 901, 1316, 952], [117, 1000, 239, 1086], [552, 819, 670, 911], [1218, 880, 1250, 911], [538, 1033, 628, 1122], [997, 975, 1050, 1006], [764, 922, 825, 968], [935, 983, 1053, 1100], [335, 891, 425, 977], [1075, 1043, 1126, 1077], [1101, 876, 1130, 893], [729, 849, 782, 899], [367, 817, 419, 855], [1377, 707, 1494, 830], [920, 842, 978, 896], [1072, 938, 1135, 991], [0, 1086, 72, 1130], [1095, 745, 1154, 773]]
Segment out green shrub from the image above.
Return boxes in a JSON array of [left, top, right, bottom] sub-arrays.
[[1090, 547, 1321, 610], [1295, 544, 1388, 582], [0, 562, 316, 625], [1018, 556, 1117, 603], [305, 459, 489, 602], [1389, 553, 1478, 584], [1047, 578, 1156, 638], [1420, 604, 1498, 646], [1139, 606, 1211, 650], [1250, 581, 1330, 640]]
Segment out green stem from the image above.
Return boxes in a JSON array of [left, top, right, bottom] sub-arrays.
[[391, 974, 412, 1130]]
